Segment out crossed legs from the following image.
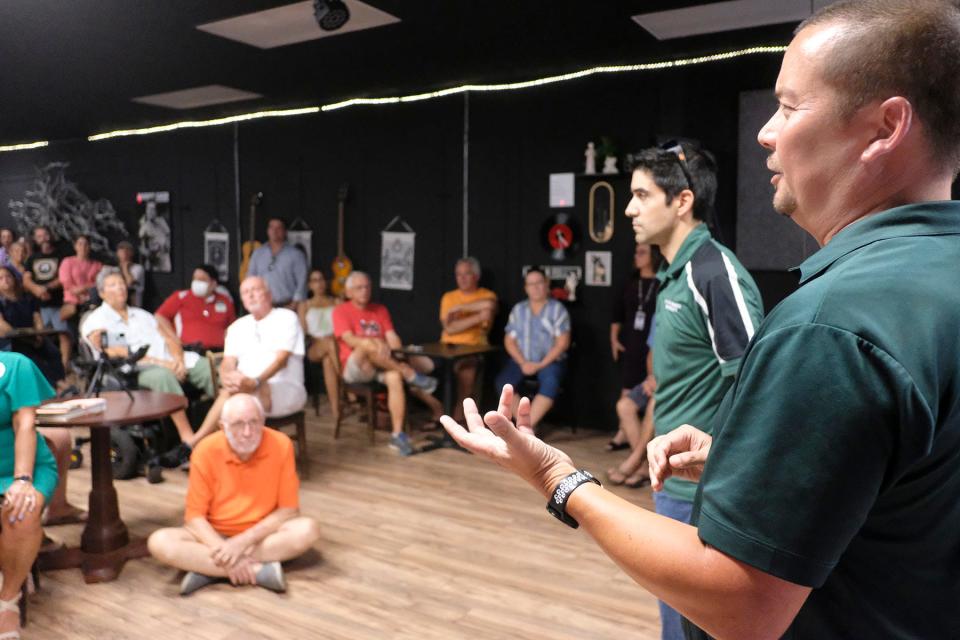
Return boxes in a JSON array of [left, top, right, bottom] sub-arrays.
[[0, 498, 43, 636], [147, 516, 321, 578]]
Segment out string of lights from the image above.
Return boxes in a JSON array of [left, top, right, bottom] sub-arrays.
[[0, 141, 49, 153], [0, 45, 787, 150]]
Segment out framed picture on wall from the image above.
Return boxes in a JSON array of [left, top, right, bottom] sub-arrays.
[[136, 191, 172, 272], [585, 250, 612, 286]]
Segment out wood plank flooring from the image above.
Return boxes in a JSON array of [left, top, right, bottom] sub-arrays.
[[27, 404, 661, 639]]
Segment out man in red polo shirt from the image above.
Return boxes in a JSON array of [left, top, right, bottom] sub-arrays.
[[156, 264, 235, 351]]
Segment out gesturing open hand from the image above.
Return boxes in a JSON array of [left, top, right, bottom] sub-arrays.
[[440, 384, 577, 498]]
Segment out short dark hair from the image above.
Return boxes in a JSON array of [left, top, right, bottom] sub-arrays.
[[0, 266, 23, 299], [196, 264, 219, 283], [629, 143, 718, 222], [799, 0, 960, 169], [266, 216, 287, 228], [524, 267, 547, 282]]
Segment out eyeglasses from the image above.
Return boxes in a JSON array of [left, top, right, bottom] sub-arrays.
[[223, 418, 261, 430], [659, 140, 695, 192], [267, 255, 277, 272]]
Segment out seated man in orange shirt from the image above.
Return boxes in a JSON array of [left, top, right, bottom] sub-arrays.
[[439, 257, 497, 421], [147, 393, 320, 595]]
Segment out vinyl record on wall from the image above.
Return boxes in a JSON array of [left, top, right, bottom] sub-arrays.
[[541, 212, 581, 261]]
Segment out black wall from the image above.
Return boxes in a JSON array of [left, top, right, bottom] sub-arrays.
[[0, 52, 791, 429]]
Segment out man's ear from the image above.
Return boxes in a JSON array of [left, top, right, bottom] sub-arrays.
[[861, 96, 913, 163], [675, 189, 696, 219]]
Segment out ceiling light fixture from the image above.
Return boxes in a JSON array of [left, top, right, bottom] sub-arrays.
[[313, 0, 350, 31]]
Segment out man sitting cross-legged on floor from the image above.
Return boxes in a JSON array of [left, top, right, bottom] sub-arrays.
[[148, 393, 321, 595], [332, 271, 440, 456]]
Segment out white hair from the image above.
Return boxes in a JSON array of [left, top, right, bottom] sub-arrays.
[[345, 271, 370, 290], [221, 393, 265, 424], [96, 266, 123, 292], [456, 257, 481, 277]]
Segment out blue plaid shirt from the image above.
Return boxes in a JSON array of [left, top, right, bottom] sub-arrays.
[[504, 298, 571, 362]]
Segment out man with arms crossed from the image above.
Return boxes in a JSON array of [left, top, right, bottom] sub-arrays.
[[439, 257, 497, 422], [333, 271, 439, 456], [442, 1, 960, 637], [148, 393, 320, 594]]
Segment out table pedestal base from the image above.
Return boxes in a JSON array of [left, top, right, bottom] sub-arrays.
[[38, 537, 148, 583]]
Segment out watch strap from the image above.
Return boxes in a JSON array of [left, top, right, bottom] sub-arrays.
[[13, 475, 31, 483], [546, 469, 600, 529]]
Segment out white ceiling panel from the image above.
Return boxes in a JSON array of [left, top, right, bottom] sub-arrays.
[[132, 85, 262, 110], [633, 0, 816, 40], [197, 0, 401, 50]]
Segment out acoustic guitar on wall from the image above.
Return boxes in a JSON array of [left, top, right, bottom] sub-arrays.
[[330, 184, 352, 297], [239, 192, 263, 282]]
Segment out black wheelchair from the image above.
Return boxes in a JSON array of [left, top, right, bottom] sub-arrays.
[[68, 344, 173, 484]]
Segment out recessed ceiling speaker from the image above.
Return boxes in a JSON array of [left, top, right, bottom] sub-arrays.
[[314, 0, 350, 31]]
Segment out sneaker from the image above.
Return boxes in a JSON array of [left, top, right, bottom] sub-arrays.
[[389, 432, 415, 457], [407, 372, 438, 395], [255, 561, 287, 593], [159, 443, 192, 469], [180, 571, 218, 596]]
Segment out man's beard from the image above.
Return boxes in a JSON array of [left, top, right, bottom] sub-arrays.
[[226, 429, 263, 457]]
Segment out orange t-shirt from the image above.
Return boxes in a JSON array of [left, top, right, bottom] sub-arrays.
[[184, 428, 299, 537], [439, 287, 497, 345]]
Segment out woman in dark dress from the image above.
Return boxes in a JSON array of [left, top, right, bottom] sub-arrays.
[[607, 243, 659, 450]]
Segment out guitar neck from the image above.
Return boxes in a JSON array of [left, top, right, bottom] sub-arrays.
[[337, 200, 345, 257]]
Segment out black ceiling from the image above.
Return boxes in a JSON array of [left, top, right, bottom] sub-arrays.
[[0, 1, 796, 144]]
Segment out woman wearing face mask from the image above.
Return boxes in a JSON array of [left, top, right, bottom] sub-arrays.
[[155, 264, 236, 353], [298, 268, 340, 419]]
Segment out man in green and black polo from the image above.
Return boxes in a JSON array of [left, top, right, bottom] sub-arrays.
[[625, 145, 763, 640]]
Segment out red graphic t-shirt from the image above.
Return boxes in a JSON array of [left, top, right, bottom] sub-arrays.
[[332, 302, 395, 367]]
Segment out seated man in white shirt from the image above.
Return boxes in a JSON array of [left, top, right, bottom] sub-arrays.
[[190, 276, 307, 446], [81, 267, 213, 467]]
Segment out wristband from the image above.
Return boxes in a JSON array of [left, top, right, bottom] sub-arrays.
[[546, 469, 600, 529], [13, 475, 31, 484]]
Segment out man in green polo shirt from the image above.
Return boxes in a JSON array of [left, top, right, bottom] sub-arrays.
[[625, 145, 763, 639], [440, 1, 960, 638]]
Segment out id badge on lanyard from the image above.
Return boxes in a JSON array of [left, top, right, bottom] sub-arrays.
[[634, 309, 646, 331]]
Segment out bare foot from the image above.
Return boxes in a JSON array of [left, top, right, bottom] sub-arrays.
[[44, 504, 88, 526]]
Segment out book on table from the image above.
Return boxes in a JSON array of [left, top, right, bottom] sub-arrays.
[[36, 398, 107, 423]]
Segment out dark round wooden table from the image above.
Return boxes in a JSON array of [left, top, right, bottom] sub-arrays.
[[38, 391, 187, 583]]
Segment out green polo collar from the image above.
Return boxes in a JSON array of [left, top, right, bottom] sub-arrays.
[[657, 223, 711, 282], [795, 201, 960, 284]]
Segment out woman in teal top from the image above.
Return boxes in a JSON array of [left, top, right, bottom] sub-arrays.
[[0, 351, 58, 638]]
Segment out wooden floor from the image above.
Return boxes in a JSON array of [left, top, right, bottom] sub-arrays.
[[27, 403, 661, 639]]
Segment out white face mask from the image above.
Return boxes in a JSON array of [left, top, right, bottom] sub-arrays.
[[191, 280, 210, 297]]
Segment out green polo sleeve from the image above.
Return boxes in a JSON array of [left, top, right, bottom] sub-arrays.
[[695, 323, 930, 587]]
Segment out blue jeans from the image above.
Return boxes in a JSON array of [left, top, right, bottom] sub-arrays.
[[653, 492, 694, 640], [494, 359, 566, 399]]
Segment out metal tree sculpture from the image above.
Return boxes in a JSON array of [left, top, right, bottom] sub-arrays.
[[8, 162, 127, 255]]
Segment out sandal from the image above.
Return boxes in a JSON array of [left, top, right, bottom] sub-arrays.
[[0, 592, 20, 639], [624, 473, 651, 489], [605, 468, 628, 485], [604, 439, 630, 452]]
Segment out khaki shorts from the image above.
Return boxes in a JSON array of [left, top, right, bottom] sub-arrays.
[[266, 380, 307, 417], [342, 351, 377, 384]]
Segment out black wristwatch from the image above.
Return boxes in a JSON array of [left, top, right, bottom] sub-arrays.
[[546, 469, 600, 529], [13, 475, 31, 484]]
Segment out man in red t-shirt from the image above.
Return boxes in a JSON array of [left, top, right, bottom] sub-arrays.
[[156, 264, 236, 351], [332, 271, 439, 456]]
